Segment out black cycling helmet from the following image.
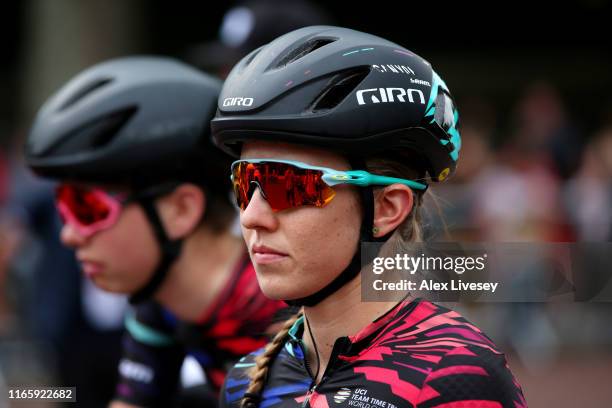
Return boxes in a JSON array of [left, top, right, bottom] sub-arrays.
[[26, 56, 224, 185], [211, 26, 462, 307], [25, 56, 225, 304], [211, 25, 461, 183]]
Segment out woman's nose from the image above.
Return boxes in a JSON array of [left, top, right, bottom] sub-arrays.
[[60, 223, 87, 248], [240, 188, 278, 232]]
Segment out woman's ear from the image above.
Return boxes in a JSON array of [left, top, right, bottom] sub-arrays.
[[372, 185, 414, 238], [155, 184, 206, 240]]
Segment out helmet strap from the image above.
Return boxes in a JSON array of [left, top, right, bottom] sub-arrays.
[[128, 196, 183, 304], [286, 157, 390, 307]]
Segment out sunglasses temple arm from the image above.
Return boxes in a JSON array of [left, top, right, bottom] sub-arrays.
[[336, 170, 428, 191]]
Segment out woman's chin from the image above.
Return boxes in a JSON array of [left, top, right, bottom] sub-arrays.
[[92, 277, 133, 294], [255, 264, 332, 301], [258, 281, 317, 302]]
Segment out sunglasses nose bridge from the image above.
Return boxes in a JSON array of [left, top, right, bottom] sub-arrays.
[[248, 180, 268, 201], [240, 180, 278, 229]]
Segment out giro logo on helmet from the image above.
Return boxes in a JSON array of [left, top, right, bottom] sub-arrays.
[[223, 97, 254, 107], [356, 88, 425, 105]]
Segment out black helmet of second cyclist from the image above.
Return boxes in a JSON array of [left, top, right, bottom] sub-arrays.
[[26, 56, 225, 304], [211, 26, 461, 307]]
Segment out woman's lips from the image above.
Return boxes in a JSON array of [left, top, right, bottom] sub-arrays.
[[80, 260, 103, 278], [251, 244, 288, 265]]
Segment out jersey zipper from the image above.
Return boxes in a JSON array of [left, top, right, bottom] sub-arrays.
[[301, 383, 318, 408], [297, 339, 317, 408], [298, 336, 351, 408]]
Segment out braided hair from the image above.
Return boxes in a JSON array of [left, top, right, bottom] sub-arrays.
[[241, 312, 303, 408]]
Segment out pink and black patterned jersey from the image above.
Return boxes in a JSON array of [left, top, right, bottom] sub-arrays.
[[221, 298, 527, 408], [114, 254, 286, 407]]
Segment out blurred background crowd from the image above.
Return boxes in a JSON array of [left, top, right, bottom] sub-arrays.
[[0, 1, 611, 407]]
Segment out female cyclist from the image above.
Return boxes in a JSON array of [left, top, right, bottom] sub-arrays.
[[211, 26, 527, 408], [25, 57, 285, 407]]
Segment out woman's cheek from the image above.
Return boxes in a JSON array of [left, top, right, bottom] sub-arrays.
[[100, 209, 159, 292], [289, 203, 360, 277]]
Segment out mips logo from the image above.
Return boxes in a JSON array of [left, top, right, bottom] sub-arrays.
[[356, 88, 425, 105], [438, 167, 450, 181]]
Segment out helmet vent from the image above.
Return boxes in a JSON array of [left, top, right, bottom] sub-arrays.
[[58, 78, 113, 112], [48, 107, 136, 155], [243, 46, 264, 69], [310, 67, 370, 112], [273, 37, 337, 69]]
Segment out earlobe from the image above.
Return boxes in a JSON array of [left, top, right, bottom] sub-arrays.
[[372, 186, 414, 237]]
